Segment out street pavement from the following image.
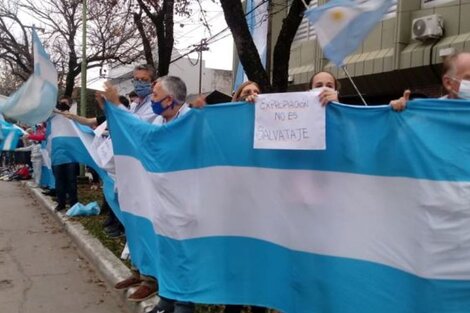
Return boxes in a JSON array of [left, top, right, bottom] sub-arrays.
[[0, 181, 130, 313]]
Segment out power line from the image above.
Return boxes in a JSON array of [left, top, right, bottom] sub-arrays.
[[171, 0, 289, 65]]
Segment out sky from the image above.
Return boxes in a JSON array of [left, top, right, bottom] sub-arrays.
[[172, 0, 233, 70]]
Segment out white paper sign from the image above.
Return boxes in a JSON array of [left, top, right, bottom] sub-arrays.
[[254, 91, 325, 150], [96, 137, 114, 168]]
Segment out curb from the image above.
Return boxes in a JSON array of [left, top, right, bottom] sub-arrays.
[[24, 182, 159, 313]]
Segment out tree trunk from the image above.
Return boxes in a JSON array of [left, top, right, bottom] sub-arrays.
[[134, 11, 155, 69], [219, 0, 271, 92], [157, 0, 174, 77], [271, 0, 311, 92]]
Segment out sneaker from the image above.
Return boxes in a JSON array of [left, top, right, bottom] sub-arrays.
[[127, 284, 157, 302], [114, 276, 142, 290]]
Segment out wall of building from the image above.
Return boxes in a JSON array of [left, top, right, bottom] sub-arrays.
[[276, 0, 470, 103], [109, 56, 232, 101]]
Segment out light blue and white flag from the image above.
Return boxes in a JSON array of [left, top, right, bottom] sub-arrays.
[[48, 114, 120, 219], [234, 0, 269, 90], [0, 29, 58, 125], [305, 0, 394, 66], [0, 121, 25, 151], [106, 99, 470, 313], [40, 127, 55, 189]]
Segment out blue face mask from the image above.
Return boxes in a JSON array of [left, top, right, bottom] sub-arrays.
[[133, 80, 152, 97], [151, 97, 173, 115]]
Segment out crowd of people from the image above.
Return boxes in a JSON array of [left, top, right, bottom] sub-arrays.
[[2, 50, 469, 313]]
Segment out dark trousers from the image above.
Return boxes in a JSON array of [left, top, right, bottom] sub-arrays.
[[52, 163, 78, 206]]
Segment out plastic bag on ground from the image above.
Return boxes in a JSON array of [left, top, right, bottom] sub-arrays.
[[65, 201, 101, 217]]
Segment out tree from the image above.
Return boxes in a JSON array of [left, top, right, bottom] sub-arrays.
[[0, 1, 33, 83], [131, 0, 191, 77], [0, 0, 145, 97], [220, 0, 312, 92]]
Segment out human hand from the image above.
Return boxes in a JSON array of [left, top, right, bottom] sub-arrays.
[[245, 94, 257, 103], [95, 91, 105, 110], [390, 90, 411, 112], [102, 81, 120, 106], [319, 88, 339, 106]]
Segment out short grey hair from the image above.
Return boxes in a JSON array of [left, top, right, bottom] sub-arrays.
[[133, 64, 156, 81], [157, 76, 187, 104]]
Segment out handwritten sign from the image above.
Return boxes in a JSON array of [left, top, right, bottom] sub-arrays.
[[254, 91, 325, 150]]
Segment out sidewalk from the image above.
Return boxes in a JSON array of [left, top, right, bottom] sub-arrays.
[[24, 181, 159, 313]]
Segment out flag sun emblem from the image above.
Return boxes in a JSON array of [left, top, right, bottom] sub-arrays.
[[329, 9, 345, 22]]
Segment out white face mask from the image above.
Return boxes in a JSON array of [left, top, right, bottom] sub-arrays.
[[310, 87, 336, 95], [458, 79, 470, 99]]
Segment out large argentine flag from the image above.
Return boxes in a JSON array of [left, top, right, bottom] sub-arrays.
[[305, 0, 394, 66], [0, 29, 58, 125], [48, 114, 119, 219], [106, 99, 470, 313]]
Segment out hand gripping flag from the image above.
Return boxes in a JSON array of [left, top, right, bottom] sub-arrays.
[[0, 29, 58, 125], [305, 0, 394, 66]]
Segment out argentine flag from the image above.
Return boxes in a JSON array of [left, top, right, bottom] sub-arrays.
[[0, 29, 58, 125], [48, 114, 120, 219], [106, 99, 470, 313], [0, 121, 25, 151], [305, 0, 394, 66]]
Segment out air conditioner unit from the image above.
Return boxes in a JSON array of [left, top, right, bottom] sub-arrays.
[[412, 14, 444, 41]]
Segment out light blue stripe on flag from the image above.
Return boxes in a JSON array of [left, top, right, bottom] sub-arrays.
[[49, 115, 120, 221], [0, 121, 23, 151], [305, 0, 394, 66], [105, 98, 470, 313]]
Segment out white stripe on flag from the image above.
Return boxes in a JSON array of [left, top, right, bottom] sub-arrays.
[[115, 155, 470, 281]]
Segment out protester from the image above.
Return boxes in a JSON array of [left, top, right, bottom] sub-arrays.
[[129, 64, 158, 123], [390, 51, 470, 111], [227, 80, 270, 313], [232, 81, 260, 102], [103, 77, 195, 312], [52, 96, 78, 212], [15, 137, 42, 187], [310, 71, 340, 106], [128, 90, 139, 111]]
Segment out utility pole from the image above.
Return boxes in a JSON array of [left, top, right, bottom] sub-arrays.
[[79, 0, 87, 178], [80, 0, 87, 117], [196, 39, 209, 94]]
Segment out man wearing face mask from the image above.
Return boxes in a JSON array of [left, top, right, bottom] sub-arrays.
[[150, 76, 190, 126], [391, 52, 470, 111], [102, 77, 193, 311], [130, 64, 158, 123]]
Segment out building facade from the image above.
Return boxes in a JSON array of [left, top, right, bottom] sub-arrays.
[[271, 0, 470, 103]]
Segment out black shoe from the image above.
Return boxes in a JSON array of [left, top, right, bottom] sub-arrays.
[[54, 204, 66, 212], [43, 190, 56, 196], [149, 298, 175, 313], [102, 215, 115, 228], [108, 229, 125, 238], [104, 223, 121, 234]]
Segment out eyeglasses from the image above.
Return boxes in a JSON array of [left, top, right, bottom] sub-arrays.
[[131, 78, 151, 83]]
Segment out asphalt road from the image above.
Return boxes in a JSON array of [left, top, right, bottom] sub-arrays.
[[0, 181, 130, 313]]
